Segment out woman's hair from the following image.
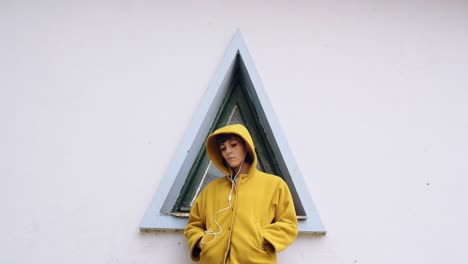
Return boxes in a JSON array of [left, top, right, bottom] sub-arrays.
[[215, 133, 253, 164]]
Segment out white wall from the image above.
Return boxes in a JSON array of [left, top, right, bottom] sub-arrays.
[[1, 1, 467, 263]]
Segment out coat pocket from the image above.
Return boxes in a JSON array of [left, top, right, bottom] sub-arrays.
[[254, 221, 268, 252]]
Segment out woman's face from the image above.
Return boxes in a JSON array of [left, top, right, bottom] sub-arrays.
[[219, 138, 247, 170]]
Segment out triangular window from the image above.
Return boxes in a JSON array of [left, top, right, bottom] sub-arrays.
[[140, 32, 325, 234]]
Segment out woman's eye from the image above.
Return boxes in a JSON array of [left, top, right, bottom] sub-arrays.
[[231, 143, 237, 148], [220, 147, 226, 151]]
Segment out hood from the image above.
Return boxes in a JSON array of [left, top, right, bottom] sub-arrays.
[[206, 124, 257, 176]]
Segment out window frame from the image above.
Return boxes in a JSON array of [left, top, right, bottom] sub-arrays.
[[140, 32, 326, 234]]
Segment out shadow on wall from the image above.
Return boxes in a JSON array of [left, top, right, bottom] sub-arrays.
[[138, 230, 326, 263], [138, 230, 192, 263]]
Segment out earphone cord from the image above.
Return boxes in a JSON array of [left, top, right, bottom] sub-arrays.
[[201, 152, 247, 245]]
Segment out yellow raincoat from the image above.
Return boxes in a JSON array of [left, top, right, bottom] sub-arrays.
[[184, 124, 298, 264]]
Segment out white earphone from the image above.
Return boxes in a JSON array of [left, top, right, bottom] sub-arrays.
[[201, 151, 248, 245]]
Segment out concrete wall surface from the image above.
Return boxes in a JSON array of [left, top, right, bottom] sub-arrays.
[[1, 1, 467, 263]]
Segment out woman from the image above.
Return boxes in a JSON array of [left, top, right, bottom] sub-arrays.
[[184, 124, 298, 264]]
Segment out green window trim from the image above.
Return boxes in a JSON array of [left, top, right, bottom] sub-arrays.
[[172, 70, 297, 216]]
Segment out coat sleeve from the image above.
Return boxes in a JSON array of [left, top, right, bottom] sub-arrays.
[[260, 180, 298, 253], [184, 194, 206, 261]]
